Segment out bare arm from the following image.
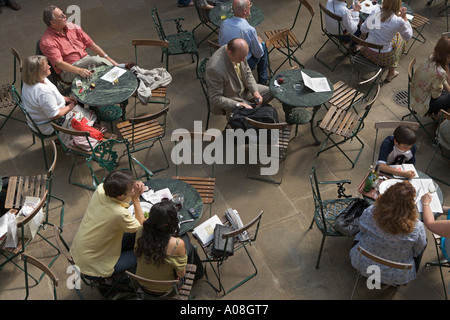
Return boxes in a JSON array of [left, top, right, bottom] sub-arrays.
[[422, 193, 450, 238], [130, 181, 146, 225]]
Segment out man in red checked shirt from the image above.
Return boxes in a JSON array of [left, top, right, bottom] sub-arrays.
[[39, 5, 133, 83]]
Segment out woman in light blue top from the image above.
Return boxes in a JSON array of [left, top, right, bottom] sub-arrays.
[[350, 181, 427, 285]]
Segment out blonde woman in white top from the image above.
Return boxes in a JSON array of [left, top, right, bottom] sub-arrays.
[[360, 0, 412, 82]]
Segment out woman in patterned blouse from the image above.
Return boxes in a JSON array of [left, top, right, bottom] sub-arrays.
[[411, 35, 450, 117], [349, 181, 427, 285]]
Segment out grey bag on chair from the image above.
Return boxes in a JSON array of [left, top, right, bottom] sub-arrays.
[[334, 199, 368, 236], [211, 224, 235, 257]]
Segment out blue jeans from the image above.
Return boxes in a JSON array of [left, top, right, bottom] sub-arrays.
[[247, 45, 269, 84], [178, 0, 192, 5], [113, 232, 137, 275]]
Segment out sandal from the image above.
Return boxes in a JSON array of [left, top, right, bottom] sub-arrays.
[[385, 71, 399, 83]]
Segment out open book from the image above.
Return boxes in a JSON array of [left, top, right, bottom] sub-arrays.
[[301, 71, 331, 92], [409, 178, 443, 213], [192, 215, 223, 246], [390, 164, 418, 179]]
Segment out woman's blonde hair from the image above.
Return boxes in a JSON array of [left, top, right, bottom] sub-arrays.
[[380, 0, 402, 23], [373, 181, 418, 235], [22, 55, 47, 85]]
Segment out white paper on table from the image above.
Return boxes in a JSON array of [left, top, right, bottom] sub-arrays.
[[141, 188, 173, 203], [360, 1, 380, 14], [301, 71, 331, 92], [406, 14, 414, 21], [100, 66, 127, 83], [409, 178, 443, 213]]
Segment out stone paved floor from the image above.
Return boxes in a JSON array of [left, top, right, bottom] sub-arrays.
[[0, 0, 449, 302]]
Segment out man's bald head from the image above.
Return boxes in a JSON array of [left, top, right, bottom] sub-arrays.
[[226, 38, 249, 63]]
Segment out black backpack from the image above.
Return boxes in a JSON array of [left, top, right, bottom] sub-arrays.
[[227, 104, 279, 131]]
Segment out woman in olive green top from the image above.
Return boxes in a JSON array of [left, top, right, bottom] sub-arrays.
[[134, 199, 188, 293]]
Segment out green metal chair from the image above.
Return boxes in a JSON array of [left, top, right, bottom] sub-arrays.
[[308, 166, 357, 269], [116, 107, 170, 174], [151, 6, 199, 77], [125, 264, 197, 300], [314, 2, 351, 72], [192, 2, 219, 47], [402, 58, 438, 143], [12, 87, 56, 170], [371, 121, 420, 165], [244, 117, 292, 185], [0, 48, 27, 130], [51, 122, 99, 191], [349, 34, 385, 84], [22, 253, 58, 300], [316, 84, 380, 168], [350, 246, 413, 299], [198, 58, 212, 130], [194, 211, 263, 295], [263, 0, 314, 72], [0, 191, 61, 287], [404, 14, 430, 55], [425, 109, 450, 186], [86, 138, 153, 188], [131, 39, 170, 117]]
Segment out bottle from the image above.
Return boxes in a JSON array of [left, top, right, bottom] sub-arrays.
[[373, 164, 380, 189], [364, 165, 375, 192]]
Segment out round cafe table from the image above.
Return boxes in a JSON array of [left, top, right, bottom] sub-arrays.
[[269, 68, 334, 145], [143, 178, 203, 236], [209, 0, 264, 28], [359, 1, 414, 21], [71, 65, 138, 120]]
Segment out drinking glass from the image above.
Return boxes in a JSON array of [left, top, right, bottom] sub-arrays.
[[172, 191, 184, 213]]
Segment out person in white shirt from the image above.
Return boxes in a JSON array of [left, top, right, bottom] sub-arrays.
[[359, 0, 412, 82], [21, 55, 77, 135], [325, 0, 361, 42]]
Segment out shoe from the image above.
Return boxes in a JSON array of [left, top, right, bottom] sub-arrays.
[[177, 1, 194, 7], [385, 71, 399, 83], [125, 62, 136, 70], [6, 1, 21, 10]]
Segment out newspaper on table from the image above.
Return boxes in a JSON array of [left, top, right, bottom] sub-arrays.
[[226, 208, 250, 242], [409, 178, 443, 213], [100, 66, 127, 83], [301, 71, 331, 92]]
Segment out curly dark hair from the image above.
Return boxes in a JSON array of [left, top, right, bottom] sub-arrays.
[[134, 199, 180, 267], [373, 181, 418, 235]]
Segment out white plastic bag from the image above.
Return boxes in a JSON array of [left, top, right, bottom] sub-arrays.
[[17, 197, 44, 240], [5, 214, 18, 248]]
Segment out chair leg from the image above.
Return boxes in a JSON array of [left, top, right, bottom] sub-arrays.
[[316, 234, 326, 269], [425, 238, 449, 300]]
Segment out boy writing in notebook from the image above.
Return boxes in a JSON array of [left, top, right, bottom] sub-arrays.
[[378, 125, 417, 179]]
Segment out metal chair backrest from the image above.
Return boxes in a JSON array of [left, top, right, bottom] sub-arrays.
[[372, 121, 420, 164], [132, 39, 169, 65], [357, 246, 413, 270], [50, 122, 95, 154], [296, 0, 315, 46], [22, 253, 58, 300], [126, 271, 180, 299], [11, 48, 22, 90], [319, 1, 345, 38], [151, 7, 167, 40]]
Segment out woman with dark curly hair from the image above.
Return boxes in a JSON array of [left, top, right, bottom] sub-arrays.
[[134, 199, 202, 293], [349, 181, 427, 285]]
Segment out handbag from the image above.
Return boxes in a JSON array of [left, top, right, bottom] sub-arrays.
[[211, 224, 235, 257], [334, 199, 369, 237]]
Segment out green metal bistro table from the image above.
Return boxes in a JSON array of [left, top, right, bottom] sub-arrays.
[[269, 68, 334, 145], [71, 65, 138, 121], [143, 178, 203, 236], [209, 0, 264, 28], [360, 170, 444, 218]]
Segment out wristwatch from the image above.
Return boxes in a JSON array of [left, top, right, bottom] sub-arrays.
[[236, 102, 241, 108]]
